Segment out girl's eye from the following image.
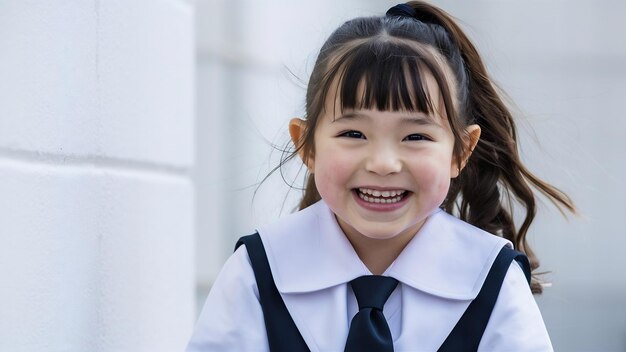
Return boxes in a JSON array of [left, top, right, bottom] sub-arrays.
[[404, 134, 430, 141], [339, 130, 365, 139]]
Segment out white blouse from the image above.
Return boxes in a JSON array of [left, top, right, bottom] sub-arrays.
[[187, 200, 553, 351]]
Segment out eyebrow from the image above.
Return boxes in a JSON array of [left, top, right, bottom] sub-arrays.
[[333, 111, 441, 127]]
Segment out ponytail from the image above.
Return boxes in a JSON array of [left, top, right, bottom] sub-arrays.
[[404, 1, 575, 293]]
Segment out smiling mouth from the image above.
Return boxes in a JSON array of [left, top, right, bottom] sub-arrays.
[[355, 188, 409, 204]]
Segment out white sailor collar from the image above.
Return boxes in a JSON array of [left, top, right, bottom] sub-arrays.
[[256, 200, 511, 300]]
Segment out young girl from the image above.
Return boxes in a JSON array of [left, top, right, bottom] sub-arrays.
[[188, 2, 574, 351]]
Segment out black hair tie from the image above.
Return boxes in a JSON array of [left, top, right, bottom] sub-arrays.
[[386, 3, 417, 18]]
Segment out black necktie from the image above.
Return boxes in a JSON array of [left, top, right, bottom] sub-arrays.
[[344, 275, 399, 352]]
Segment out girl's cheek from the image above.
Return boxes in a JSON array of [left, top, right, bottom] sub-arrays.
[[315, 149, 353, 175], [314, 171, 340, 206], [418, 158, 452, 198], [436, 177, 451, 202], [316, 159, 350, 186], [314, 153, 354, 197]]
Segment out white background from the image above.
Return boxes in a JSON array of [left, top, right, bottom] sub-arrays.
[[0, 0, 195, 350]]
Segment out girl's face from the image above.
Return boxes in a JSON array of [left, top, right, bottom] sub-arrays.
[[294, 72, 478, 244]]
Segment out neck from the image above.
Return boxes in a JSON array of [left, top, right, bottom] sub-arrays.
[[338, 219, 424, 275]]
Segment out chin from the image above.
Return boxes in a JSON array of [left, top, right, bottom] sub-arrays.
[[359, 230, 402, 241]]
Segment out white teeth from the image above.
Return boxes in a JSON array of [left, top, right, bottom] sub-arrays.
[[357, 189, 407, 204], [358, 188, 406, 198]]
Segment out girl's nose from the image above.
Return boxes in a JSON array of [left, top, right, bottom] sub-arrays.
[[364, 146, 402, 176]]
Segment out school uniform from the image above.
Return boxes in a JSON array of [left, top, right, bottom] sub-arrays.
[[187, 200, 553, 351]]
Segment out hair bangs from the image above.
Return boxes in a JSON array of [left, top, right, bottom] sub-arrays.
[[333, 41, 444, 116]]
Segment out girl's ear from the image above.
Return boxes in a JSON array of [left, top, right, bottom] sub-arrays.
[[451, 124, 481, 178], [289, 118, 315, 171]]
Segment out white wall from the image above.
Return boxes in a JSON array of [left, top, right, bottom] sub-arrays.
[[0, 1, 195, 351], [195, 1, 626, 351]]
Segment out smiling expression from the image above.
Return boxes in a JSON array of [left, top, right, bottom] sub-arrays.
[[310, 100, 458, 242], [289, 46, 479, 247]]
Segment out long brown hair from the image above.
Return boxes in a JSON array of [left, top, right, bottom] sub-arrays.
[[275, 1, 575, 293]]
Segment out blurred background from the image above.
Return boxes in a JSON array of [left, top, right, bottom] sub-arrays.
[[0, 0, 624, 351]]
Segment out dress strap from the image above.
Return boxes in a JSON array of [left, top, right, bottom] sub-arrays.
[[235, 233, 311, 352], [438, 245, 531, 351]]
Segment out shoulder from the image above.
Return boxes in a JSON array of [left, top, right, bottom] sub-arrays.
[[478, 262, 553, 351], [214, 244, 258, 296], [186, 245, 269, 352]]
